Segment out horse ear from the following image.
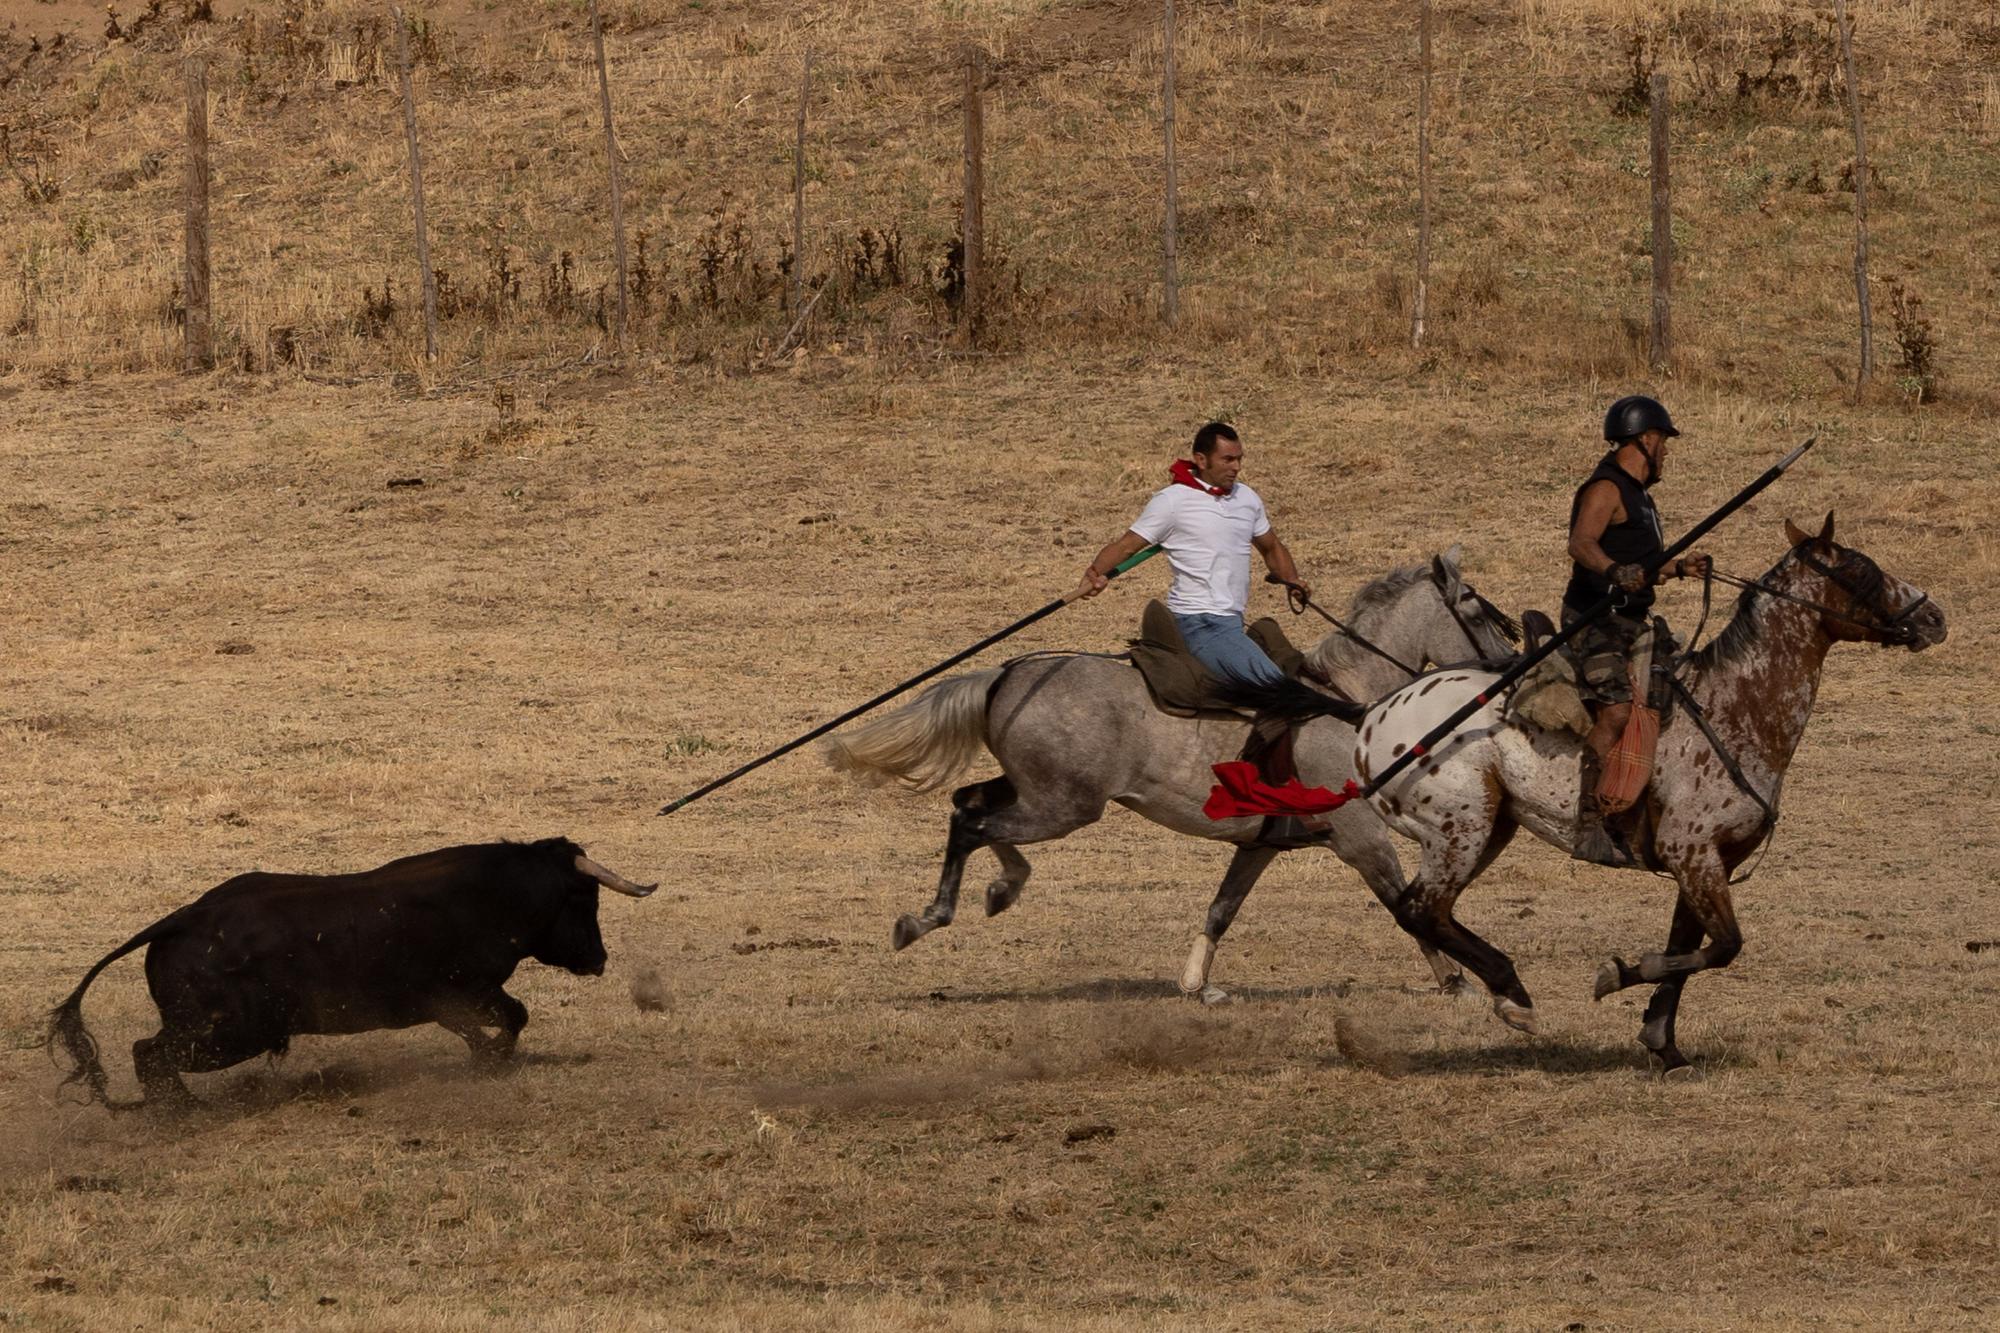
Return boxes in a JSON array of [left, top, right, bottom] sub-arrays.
[[1783, 516, 1810, 547], [1429, 554, 1455, 588], [1818, 511, 1836, 544], [1441, 542, 1464, 571]]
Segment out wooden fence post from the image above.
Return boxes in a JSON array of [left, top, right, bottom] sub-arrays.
[[391, 5, 437, 362], [1835, 0, 1873, 386], [1161, 0, 1180, 327], [1648, 70, 1671, 373], [960, 43, 985, 343], [1412, 0, 1431, 348], [792, 49, 811, 316], [182, 56, 212, 372], [589, 0, 628, 348]]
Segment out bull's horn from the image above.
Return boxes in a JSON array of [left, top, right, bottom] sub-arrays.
[[575, 854, 657, 898]]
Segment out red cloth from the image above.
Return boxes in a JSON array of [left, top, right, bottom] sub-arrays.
[[1203, 764, 1360, 819], [1169, 458, 1230, 496]]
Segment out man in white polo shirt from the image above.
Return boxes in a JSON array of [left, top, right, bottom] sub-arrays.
[[1075, 421, 1308, 689]]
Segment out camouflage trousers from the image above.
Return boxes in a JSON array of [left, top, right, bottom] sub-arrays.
[[1560, 606, 1645, 705]]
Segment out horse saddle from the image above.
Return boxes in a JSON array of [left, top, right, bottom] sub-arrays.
[[1126, 600, 1311, 718], [1509, 609, 1592, 737], [1507, 610, 1680, 738]]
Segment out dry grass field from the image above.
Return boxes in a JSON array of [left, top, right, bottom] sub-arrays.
[[4, 1, 1998, 1329]]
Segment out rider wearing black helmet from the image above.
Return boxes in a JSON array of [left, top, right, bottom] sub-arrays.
[[1562, 395, 1712, 865]]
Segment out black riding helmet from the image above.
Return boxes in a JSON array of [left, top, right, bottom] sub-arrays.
[[1603, 394, 1679, 443]]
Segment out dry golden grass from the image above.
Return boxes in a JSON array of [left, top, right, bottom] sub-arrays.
[[2, 1, 1998, 1327], [1, 355, 1995, 1328], [2, 0, 1997, 400]]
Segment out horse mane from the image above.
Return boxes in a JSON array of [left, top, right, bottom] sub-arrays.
[[1691, 542, 1889, 674], [1690, 545, 1834, 672], [1303, 562, 1430, 680], [1689, 585, 1764, 671], [1348, 563, 1431, 619]]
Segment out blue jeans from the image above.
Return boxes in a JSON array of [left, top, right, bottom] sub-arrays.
[[1173, 612, 1286, 689]]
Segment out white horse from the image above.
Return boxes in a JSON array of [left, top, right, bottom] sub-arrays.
[[826, 551, 1519, 998], [1353, 516, 1946, 1068]]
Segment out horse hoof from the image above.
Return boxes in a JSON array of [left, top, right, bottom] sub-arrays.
[[1592, 959, 1624, 1002], [1651, 1045, 1695, 1078], [1494, 997, 1539, 1035], [1178, 936, 1217, 996], [891, 915, 928, 951], [984, 880, 1023, 918]]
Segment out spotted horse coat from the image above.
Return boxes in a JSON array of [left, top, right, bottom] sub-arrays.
[[1350, 516, 1947, 1069]]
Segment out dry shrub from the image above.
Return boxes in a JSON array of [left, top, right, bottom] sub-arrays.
[[1884, 276, 1940, 404], [1614, 6, 1846, 117], [344, 275, 393, 339]]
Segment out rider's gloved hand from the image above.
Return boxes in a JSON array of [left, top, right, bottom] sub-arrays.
[[1608, 563, 1648, 595]]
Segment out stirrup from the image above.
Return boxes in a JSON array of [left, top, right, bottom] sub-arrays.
[[1571, 816, 1638, 868]]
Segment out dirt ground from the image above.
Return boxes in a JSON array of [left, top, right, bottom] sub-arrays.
[[1, 358, 1994, 1329]]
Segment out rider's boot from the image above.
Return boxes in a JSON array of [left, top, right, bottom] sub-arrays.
[[1571, 750, 1637, 868], [1255, 813, 1332, 850], [1241, 716, 1331, 849]]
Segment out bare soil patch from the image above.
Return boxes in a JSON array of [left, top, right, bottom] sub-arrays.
[[1, 358, 1993, 1328]]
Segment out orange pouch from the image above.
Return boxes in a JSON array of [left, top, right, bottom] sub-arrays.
[[1598, 704, 1660, 815]]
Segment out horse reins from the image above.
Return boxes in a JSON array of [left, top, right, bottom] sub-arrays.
[[1704, 547, 1930, 646], [1274, 580, 1424, 677], [1665, 543, 1929, 885], [1275, 572, 1520, 679]]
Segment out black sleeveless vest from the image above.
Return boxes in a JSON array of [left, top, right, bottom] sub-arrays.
[[1563, 450, 1664, 619]]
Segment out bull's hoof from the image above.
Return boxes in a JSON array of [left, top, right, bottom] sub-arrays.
[[470, 1048, 520, 1075], [1593, 958, 1628, 1002], [984, 878, 1024, 918], [1493, 997, 1539, 1035], [140, 1091, 201, 1120], [891, 914, 929, 951]]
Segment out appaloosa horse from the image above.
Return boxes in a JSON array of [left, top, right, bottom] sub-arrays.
[[825, 550, 1520, 997], [1353, 516, 1946, 1068]]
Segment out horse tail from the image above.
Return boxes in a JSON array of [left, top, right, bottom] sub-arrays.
[[46, 913, 181, 1111], [822, 667, 1005, 791]]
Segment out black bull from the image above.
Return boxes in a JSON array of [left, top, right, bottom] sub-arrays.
[[47, 838, 655, 1110]]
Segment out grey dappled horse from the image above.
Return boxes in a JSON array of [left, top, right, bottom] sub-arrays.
[[826, 550, 1521, 998], [1354, 517, 1947, 1067]]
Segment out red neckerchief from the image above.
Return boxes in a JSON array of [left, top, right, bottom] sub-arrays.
[[1169, 458, 1230, 496]]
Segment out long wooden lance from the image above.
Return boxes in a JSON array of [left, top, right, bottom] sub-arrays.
[[658, 544, 1163, 815], [1327, 435, 1816, 807]]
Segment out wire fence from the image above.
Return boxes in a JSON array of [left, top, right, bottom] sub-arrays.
[[0, 0, 1961, 398]]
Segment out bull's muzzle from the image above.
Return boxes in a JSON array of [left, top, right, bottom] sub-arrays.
[[575, 854, 658, 898]]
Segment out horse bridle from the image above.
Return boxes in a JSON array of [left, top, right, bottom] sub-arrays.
[[1431, 566, 1522, 669], [1715, 544, 1930, 647], [1280, 569, 1521, 678]]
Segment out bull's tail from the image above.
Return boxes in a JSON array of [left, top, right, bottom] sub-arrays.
[[46, 915, 180, 1111], [821, 667, 1004, 792]]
